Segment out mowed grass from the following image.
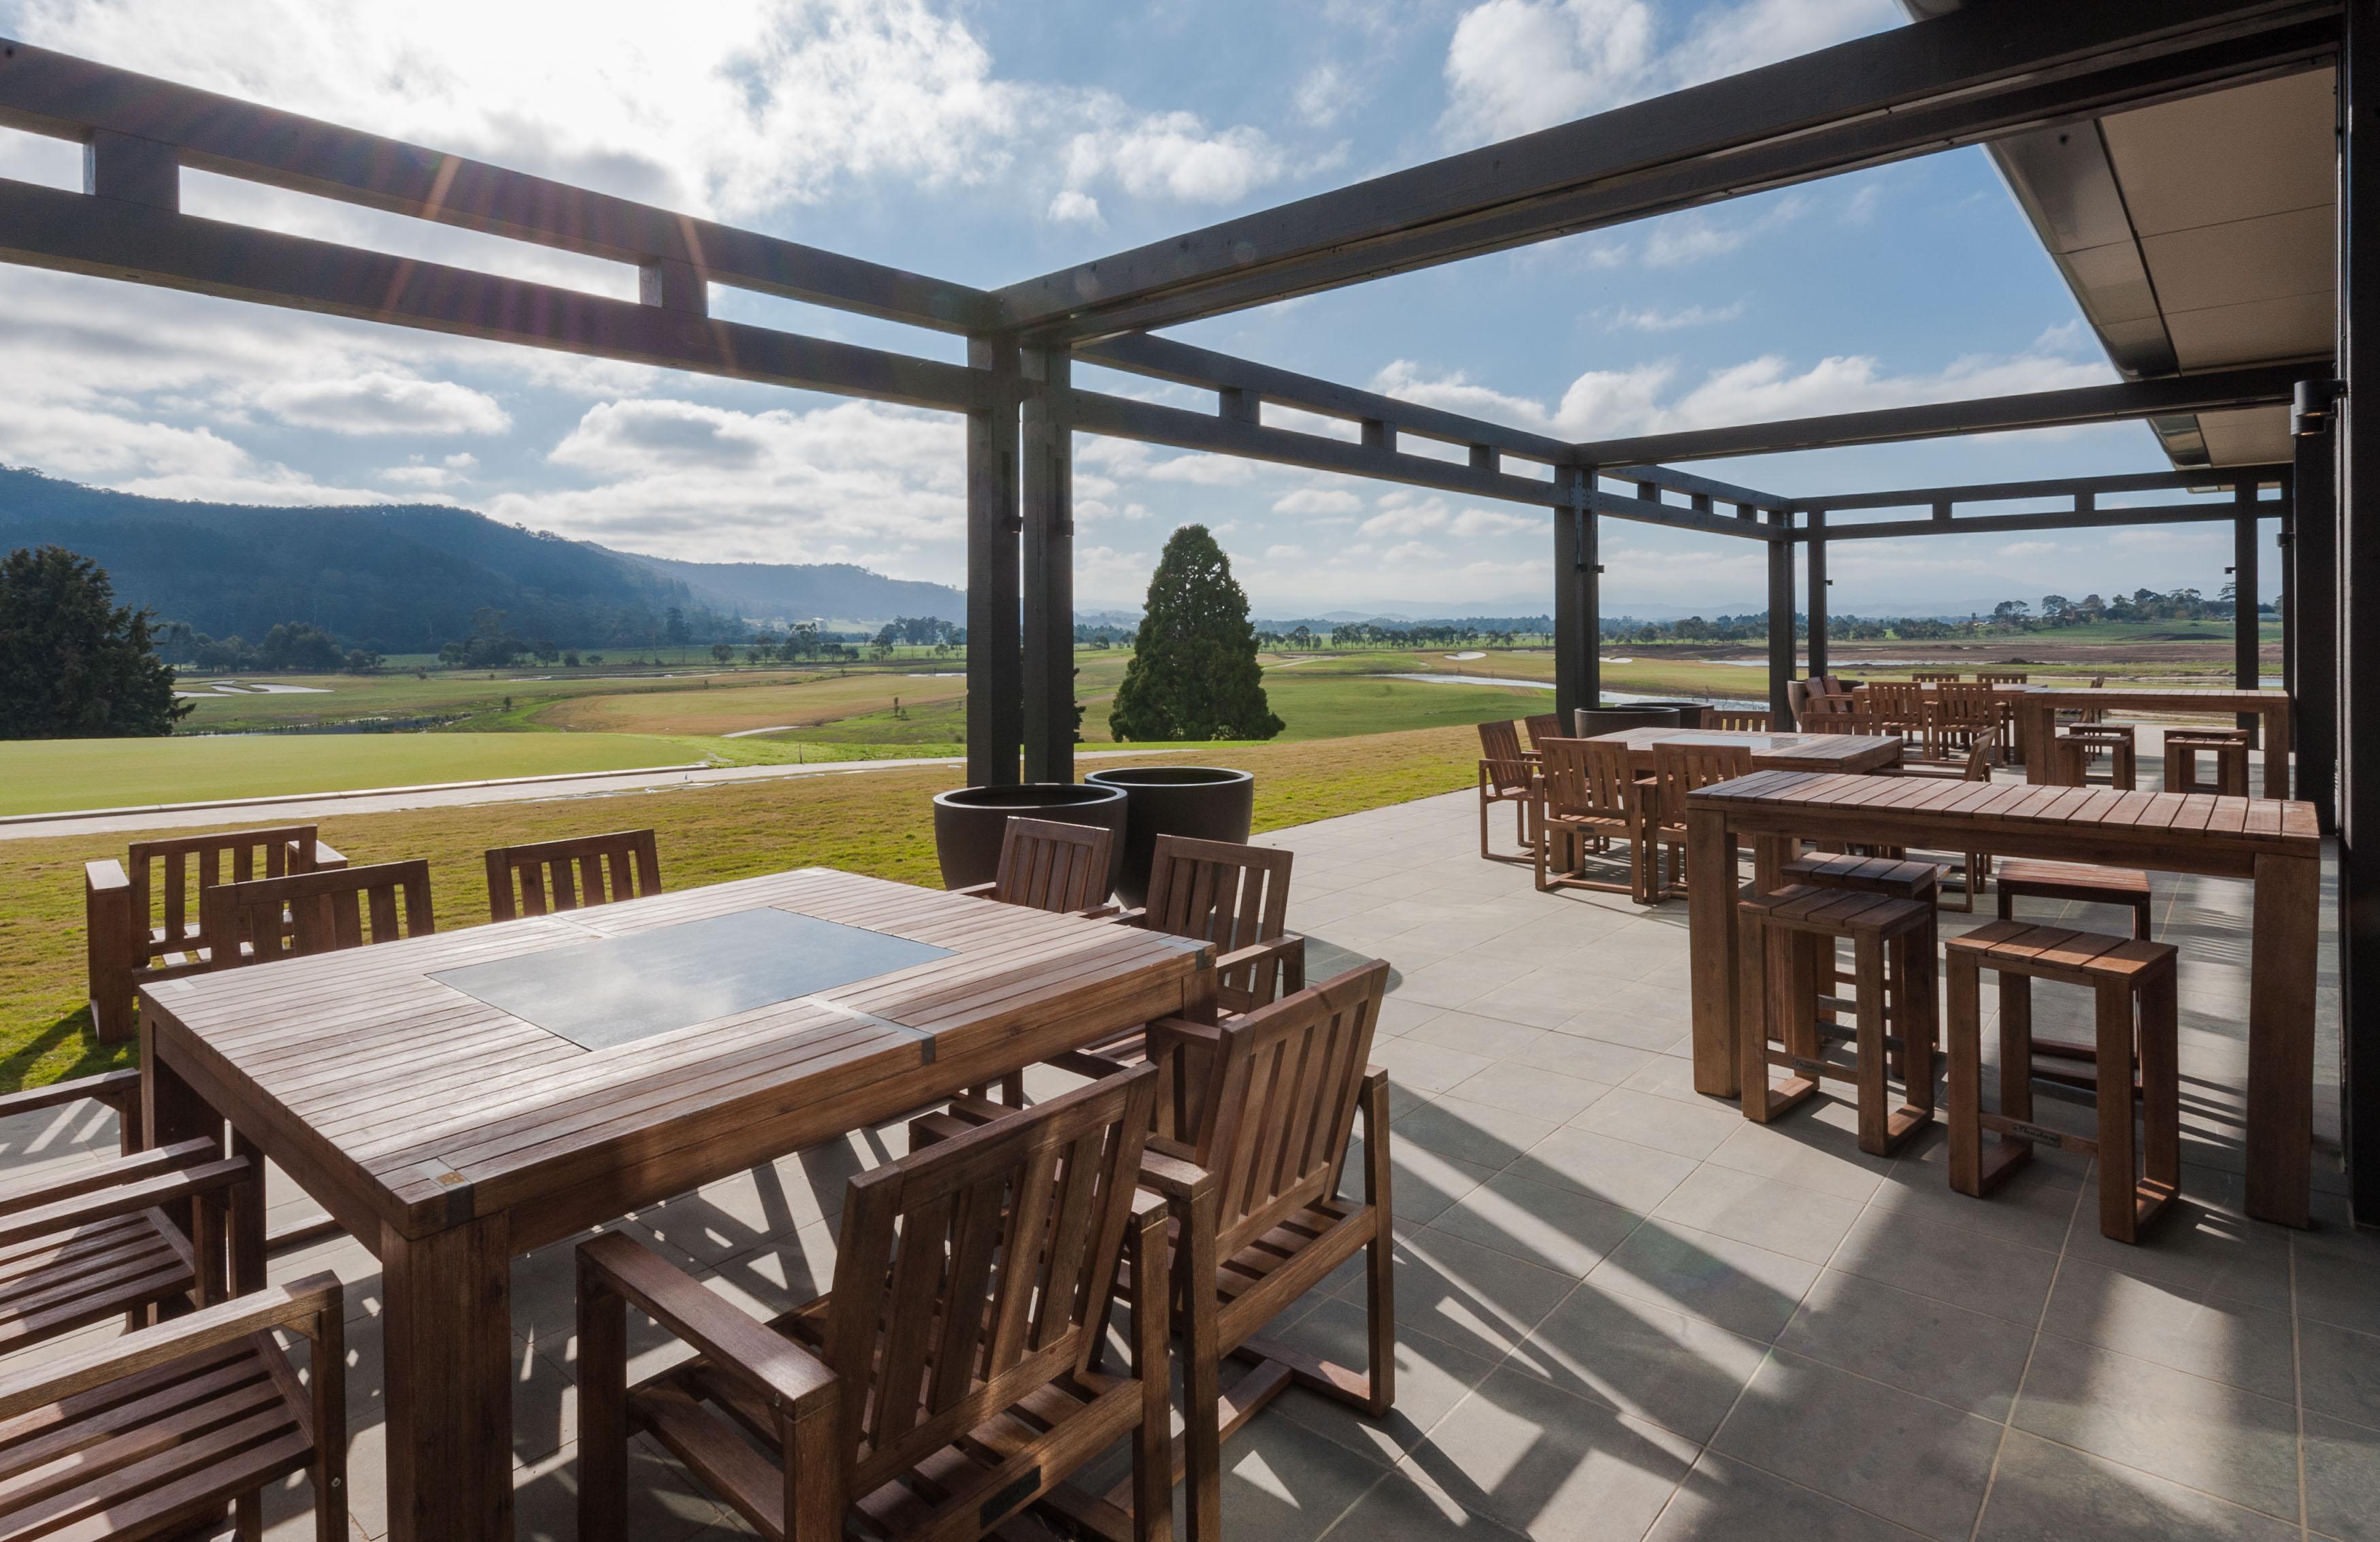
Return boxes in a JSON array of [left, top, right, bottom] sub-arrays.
[[0, 734, 723, 817], [0, 725, 1483, 1090]]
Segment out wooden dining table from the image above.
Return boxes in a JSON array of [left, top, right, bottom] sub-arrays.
[[136, 867, 1214, 1541], [1587, 727, 1904, 774], [2010, 687, 2295, 799], [1683, 770, 2324, 1227]]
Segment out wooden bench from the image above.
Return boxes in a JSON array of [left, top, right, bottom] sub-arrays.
[[1946, 922, 2180, 1243]]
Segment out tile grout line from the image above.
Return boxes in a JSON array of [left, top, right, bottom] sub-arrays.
[[2292, 1232, 2309, 1539], [1966, 1156, 2091, 1542]]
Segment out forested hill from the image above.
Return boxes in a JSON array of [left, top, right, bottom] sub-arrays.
[[0, 468, 963, 650]]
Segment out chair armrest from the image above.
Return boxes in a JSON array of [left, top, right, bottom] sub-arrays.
[[1143, 1016, 1226, 1059], [0, 1068, 141, 1126], [0, 1153, 248, 1249], [0, 1134, 219, 1214], [1217, 934, 1304, 977], [951, 881, 997, 899], [578, 1231, 838, 1416], [84, 858, 130, 896], [1106, 907, 1148, 928], [1136, 1149, 1214, 1205], [0, 1270, 341, 1424], [1049, 1049, 1135, 1081], [1073, 902, 1123, 920]]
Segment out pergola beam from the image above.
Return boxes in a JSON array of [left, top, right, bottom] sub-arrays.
[[1573, 364, 2312, 466], [0, 176, 991, 412], [1811, 498, 2280, 542], [997, 1, 2337, 338], [0, 38, 999, 333], [1787, 466, 2285, 512]]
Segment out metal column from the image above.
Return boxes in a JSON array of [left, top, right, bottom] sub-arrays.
[[1768, 511, 1795, 719], [1020, 345, 1075, 784], [2296, 406, 2336, 825], [964, 339, 1021, 787], [1806, 510, 1829, 678], [2340, 0, 2379, 1224], [1553, 465, 1599, 725], [2235, 485, 2262, 741]]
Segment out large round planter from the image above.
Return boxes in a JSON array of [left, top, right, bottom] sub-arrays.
[[931, 783, 1129, 893], [1624, 699, 1713, 728], [1084, 765, 1257, 907], [1574, 706, 1685, 736]]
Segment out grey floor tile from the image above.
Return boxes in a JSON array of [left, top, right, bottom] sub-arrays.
[[1393, 1095, 1558, 1170], [1407, 1010, 1555, 1062], [1358, 1224, 1582, 1362], [1644, 1449, 1926, 1541], [2060, 1197, 2294, 1313], [1517, 1126, 1700, 1213], [1778, 1268, 2036, 1421], [1430, 1170, 1647, 1279], [2298, 1228, 2380, 1336], [1587, 1221, 1821, 1343], [1446, 1062, 1615, 1125], [2040, 1260, 2296, 1403], [1209, 1410, 1394, 1542], [1374, 1036, 1500, 1095], [1398, 1366, 1698, 1542], [1263, 1294, 1502, 1467], [2013, 1338, 2302, 1522], [1649, 1165, 1866, 1266], [1368, 1141, 1500, 1225], [2300, 1317, 2380, 1432], [1568, 1089, 1742, 1162], [1512, 1280, 1772, 1443], [1711, 1351, 2001, 1539], [1974, 1431, 2302, 1542], [1829, 1208, 2060, 1327], [2304, 1411, 2380, 1542], [1508, 1032, 1658, 1089], [1702, 1118, 1891, 1203]]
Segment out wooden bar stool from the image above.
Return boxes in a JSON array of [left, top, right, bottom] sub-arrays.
[[1738, 885, 1936, 1155], [1996, 859, 2151, 940], [1945, 921, 2179, 1243], [2055, 725, 2137, 790], [2166, 729, 2251, 796], [1777, 853, 1944, 1076]]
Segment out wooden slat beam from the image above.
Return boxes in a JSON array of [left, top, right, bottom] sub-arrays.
[[1787, 465, 2287, 512], [1806, 498, 2277, 541]]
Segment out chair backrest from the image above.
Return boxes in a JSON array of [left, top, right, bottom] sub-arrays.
[[1801, 693, 1855, 727], [201, 859, 434, 967], [1785, 678, 1811, 725], [1478, 719, 1525, 762], [484, 830, 661, 923], [1177, 962, 1388, 1260], [1521, 713, 1565, 753], [1959, 734, 1994, 781], [991, 817, 1113, 913], [1913, 672, 1962, 683], [1707, 710, 1770, 732], [824, 1066, 1156, 1494], [1537, 738, 1638, 820], [1977, 672, 2028, 685], [1143, 835, 1291, 954], [1817, 675, 1852, 697], [1656, 741, 1755, 824], [1934, 680, 2001, 731], [127, 825, 325, 960], [1861, 682, 1921, 720]]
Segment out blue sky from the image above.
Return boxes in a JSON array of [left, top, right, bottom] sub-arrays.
[[0, 0, 2273, 619]]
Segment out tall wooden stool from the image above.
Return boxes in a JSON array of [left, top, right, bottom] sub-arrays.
[[1739, 885, 1936, 1155], [2166, 729, 2250, 796], [1994, 859, 2154, 1092], [1778, 853, 1944, 1075], [2055, 725, 2136, 790], [1945, 921, 2179, 1243]]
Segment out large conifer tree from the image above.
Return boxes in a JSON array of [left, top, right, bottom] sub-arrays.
[[0, 545, 188, 738], [1108, 525, 1283, 742]]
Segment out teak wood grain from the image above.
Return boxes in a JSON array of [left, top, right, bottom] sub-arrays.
[[138, 867, 1215, 1542], [1683, 770, 2321, 1228], [1583, 727, 1904, 776], [2013, 687, 2294, 800]]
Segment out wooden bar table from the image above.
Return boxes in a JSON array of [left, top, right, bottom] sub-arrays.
[[1587, 727, 1904, 775], [2013, 687, 2294, 798], [1683, 771, 2323, 1226], [136, 868, 1213, 1542]]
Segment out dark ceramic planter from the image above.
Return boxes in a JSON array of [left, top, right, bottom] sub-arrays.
[[1623, 700, 1713, 728], [1083, 765, 1257, 907], [1574, 706, 1686, 736], [931, 782, 1129, 893]]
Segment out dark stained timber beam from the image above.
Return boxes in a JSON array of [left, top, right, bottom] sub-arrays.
[[1811, 499, 2272, 541], [1574, 365, 2312, 467], [0, 178, 989, 412], [1065, 389, 1779, 538], [1788, 466, 2285, 512], [998, 1, 2338, 336], [0, 37, 997, 333]]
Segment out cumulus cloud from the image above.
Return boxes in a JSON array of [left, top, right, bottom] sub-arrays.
[[1047, 190, 1104, 225], [254, 372, 510, 436], [1602, 301, 1746, 332], [1144, 453, 1257, 486], [1272, 488, 1364, 516], [1058, 110, 1287, 206]]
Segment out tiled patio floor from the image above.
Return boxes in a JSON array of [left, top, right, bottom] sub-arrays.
[[5, 753, 2372, 1540]]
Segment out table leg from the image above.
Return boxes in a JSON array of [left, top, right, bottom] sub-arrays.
[[2264, 700, 2292, 800], [382, 1212, 515, 1541], [142, 1020, 225, 1254], [2021, 700, 2055, 785], [2246, 852, 2317, 1228], [1688, 808, 1740, 1098]]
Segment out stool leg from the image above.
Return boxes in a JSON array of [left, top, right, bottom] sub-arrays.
[[2094, 978, 2140, 1243], [2131, 893, 2152, 943], [2138, 962, 2181, 1225], [1853, 934, 1927, 1154], [1947, 952, 1983, 1194], [1998, 972, 2034, 1127], [1898, 928, 1936, 1130]]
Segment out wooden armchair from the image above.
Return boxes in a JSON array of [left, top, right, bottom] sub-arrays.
[[576, 1067, 1170, 1542], [0, 1073, 251, 1354], [84, 825, 346, 1043], [201, 859, 434, 967], [1476, 719, 1536, 863], [1708, 709, 1772, 732], [0, 1273, 346, 1541], [919, 962, 1394, 1542], [1522, 712, 1566, 753], [1652, 742, 1755, 899], [1919, 683, 2004, 768], [1121, 835, 1304, 1014], [953, 817, 1116, 917], [485, 828, 661, 921], [1535, 738, 1652, 900]]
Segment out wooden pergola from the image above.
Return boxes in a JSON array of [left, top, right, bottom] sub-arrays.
[[0, 5, 2368, 1206]]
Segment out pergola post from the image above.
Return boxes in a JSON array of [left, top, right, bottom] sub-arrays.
[[2235, 482, 2262, 741], [964, 339, 1021, 787], [1806, 510, 1828, 678], [1020, 344, 1074, 783], [2294, 399, 2336, 824], [2340, 0, 2379, 1224], [1768, 511, 1794, 719], [1552, 465, 1599, 724]]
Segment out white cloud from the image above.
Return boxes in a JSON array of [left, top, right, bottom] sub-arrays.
[[1060, 110, 1287, 205], [1440, 0, 1897, 146], [1996, 540, 2063, 559], [1272, 488, 1364, 516], [1144, 453, 1257, 486], [1047, 190, 1104, 225], [1266, 543, 1307, 561], [1294, 63, 1356, 127], [253, 372, 510, 436], [1602, 301, 1745, 332]]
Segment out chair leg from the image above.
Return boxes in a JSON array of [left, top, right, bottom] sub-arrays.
[[1177, 1187, 1222, 1542], [1361, 1070, 1396, 1418], [1128, 1205, 1174, 1542], [2094, 980, 2141, 1244]]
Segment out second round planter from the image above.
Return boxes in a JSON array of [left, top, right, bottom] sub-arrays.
[[1083, 765, 1256, 908]]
